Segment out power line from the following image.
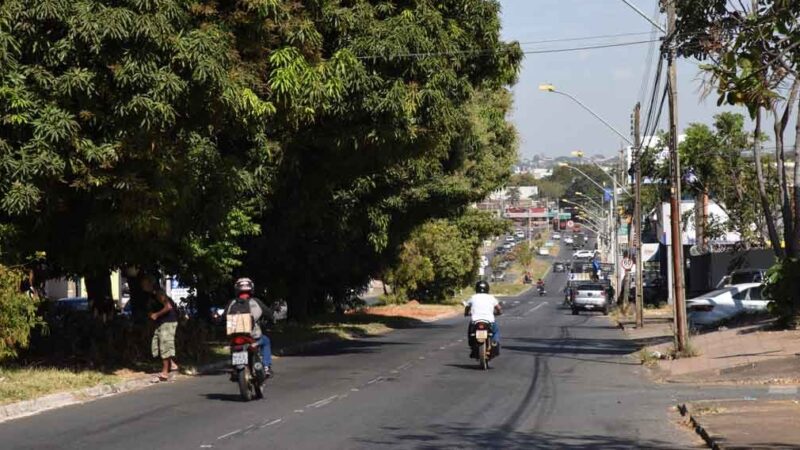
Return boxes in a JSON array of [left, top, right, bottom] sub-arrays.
[[355, 39, 662, 60], [516, 31, 655, 46]]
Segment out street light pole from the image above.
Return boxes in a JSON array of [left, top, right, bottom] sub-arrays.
[[665, 0, 688, 352], [633, 103, 644, 328]]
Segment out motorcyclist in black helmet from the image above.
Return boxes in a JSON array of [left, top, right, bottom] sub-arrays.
[[464, 280, 502, 358]]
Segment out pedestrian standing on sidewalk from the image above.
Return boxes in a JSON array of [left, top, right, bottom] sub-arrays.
[[142, 275, 179, 382]]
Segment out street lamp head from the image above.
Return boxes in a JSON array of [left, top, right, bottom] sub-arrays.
[[538, 83, 555, 92], [558, 162, 570, 167], [571, 150, 584, 158]]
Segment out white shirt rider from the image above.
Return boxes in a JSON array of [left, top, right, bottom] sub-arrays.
[[466, 293, 500, 322]]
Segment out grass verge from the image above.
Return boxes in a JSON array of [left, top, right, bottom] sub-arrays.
[[0, 366, 122, 406]]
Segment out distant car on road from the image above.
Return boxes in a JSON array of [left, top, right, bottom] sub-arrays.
[[570, 283, 610, 315], [552, 233, 561, 240], [687, 283, 771, 327], [504, 235, 515, 243], [515, 231, 525, 240], [502, 242, 513, 251], [491, 271, 506, 282], [538, 247, 549, 256], [564, 236, 574, 244], [553, 262, 566, 273], [573, 250, 595, 259]]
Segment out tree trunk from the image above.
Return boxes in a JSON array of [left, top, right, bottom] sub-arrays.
[[85, 271, 114, 323], [793, 96, 800, 258], [754, 112, 784, 257], [775, 79, 799, 256]]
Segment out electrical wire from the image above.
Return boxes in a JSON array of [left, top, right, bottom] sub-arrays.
[[355, 39, 662, 60]]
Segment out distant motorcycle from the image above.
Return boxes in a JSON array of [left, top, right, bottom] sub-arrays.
[[537, 284, 546, 296], [469, 320, 496, 370], [229, 334, 267, 401]]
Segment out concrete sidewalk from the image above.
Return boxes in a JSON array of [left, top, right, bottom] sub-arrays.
[[680, 399, 800, 449], [621, 311, 800, 384]]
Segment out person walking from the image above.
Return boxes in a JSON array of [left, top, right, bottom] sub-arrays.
[[142, 275, 179, 382]]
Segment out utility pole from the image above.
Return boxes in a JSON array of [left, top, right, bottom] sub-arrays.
[[633, 103, 644, 328], [665, 0, 688, 352]]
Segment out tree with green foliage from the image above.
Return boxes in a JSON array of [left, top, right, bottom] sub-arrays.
[[386, 211, 507, 303], [675, 0, 800, 326], [240, 1, 521, 318], [547, 164, 609, 202], [0, 0, 274, 318], [0, 265, 43, 360], [679, 113, 766, 249], [513, 241, 533, 272], [506, 186, 521, 205]]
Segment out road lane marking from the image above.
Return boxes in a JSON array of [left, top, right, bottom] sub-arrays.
[[367, 377, 383, 384], [768, 386, 798, 395], [217, 429, 242, 440], [306, 395, 338, 408], [200, 445, 213, 448], [351, 388, 360, 392], [294, 409, 304, 413], [396, 363, 412, 371], [259, 418, 283, 428], [523, 302, 548, 316]]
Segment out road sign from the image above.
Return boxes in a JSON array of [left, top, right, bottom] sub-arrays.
[[621, 257, 633, 271], [566, 220, 574, 228]]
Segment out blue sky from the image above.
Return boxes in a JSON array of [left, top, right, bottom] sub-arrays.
[[499, 0, 746, 158]]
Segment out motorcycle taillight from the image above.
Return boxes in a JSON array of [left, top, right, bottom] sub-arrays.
[[476, 322, 487, 330], [231, 335, 254, 346]]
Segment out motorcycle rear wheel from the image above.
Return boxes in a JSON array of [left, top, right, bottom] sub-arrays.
[[237, 369, 253, 401], [478, 343, 489, 370]]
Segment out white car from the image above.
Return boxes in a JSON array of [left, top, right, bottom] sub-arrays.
[[538, 247, 549, 256], [573, 250, 594, 259], [687, 283, 771, 327], [504, 235, 515, 243], [552, 233, 561, 240], [564, 236, 574, 244]]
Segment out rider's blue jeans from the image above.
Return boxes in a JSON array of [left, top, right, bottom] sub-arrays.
[[258, 335, 272, 366]]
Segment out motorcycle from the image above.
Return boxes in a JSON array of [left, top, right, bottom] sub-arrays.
[[537, 284, 546, 296], [229, 334, 266, 401], [469, 320, 495, 370]]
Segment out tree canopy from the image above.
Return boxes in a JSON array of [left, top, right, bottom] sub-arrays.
[[0, 1, 522, 319]]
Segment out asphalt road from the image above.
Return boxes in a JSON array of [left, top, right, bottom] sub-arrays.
[[1, 242, 713, 449]]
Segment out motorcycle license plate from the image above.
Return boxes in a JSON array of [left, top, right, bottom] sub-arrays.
[[231, 351, 248, 366], [475, 330, 488, 340]]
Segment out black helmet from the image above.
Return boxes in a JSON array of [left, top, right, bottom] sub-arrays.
[[475, 280, 490, 294], [234, 277, 254, 294]]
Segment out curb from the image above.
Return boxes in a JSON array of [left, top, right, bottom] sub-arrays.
[[0, 375, 154, 424], [677, 403, 724, 450], [0, 309, 461, 423]]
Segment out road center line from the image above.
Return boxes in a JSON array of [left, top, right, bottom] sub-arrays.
[[259, 418, 283, 428], [523, 302, 548, 316], [306, 395, 338, 408], [217, 429, 242, 440]]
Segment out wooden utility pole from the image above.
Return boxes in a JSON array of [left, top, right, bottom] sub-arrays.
[[633, 102, 644, 328], [665, 0, 688, 351]]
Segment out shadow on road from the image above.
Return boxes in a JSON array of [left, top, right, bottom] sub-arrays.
[[358, 424, 687, 449], [203, 393, 247, 402], [444, 363, 488, 371]]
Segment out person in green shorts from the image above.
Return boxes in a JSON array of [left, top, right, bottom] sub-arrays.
[[142, 276, 179, 382]]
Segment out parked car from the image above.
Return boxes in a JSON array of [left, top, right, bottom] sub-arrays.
[[502, 242, 513, 251], [687, 283, 771, 327], [515, 231, 525, 240], [553, 262, 566, 273], [573, 250, 595, 259], [538, 247, 549, 256], [504, 235, 515, 243], [570, 283, 610, 315], [552, 233, 561, 240], [54, 297, 89, 315], [715, 269, 767, 289]]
